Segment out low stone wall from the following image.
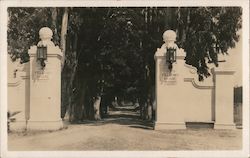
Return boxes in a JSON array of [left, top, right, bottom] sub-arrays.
[[8, 58, 30, 131], [154, 45, 235, 129]]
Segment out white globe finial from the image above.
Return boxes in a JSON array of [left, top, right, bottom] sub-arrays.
[[39, 27, 53, 41], [162, 30, 178, 49], [37, 27, 54, 47], [163, 30, 177, 42]]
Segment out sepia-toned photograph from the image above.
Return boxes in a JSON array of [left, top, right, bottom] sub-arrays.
[[1, 0, 249, 158]]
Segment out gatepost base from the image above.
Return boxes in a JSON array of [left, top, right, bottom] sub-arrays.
[[9, 121, 27, 131], [27, 120, 64, 130], [154, 122, 186, 130], [214, 123, 236, 129]]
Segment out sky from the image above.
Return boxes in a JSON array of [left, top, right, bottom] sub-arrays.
[[223, 29, 243, 87]]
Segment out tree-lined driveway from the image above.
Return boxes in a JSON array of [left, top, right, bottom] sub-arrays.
[[8, 106, 241, 151]]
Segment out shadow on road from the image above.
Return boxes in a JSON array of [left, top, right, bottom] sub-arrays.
[[72, 106, 154, 130]]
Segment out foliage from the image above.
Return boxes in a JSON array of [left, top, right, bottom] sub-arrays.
[[177, 7, 242, 80]]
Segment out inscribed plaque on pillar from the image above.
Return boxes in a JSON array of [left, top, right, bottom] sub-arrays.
[[34, 70, 49, 80], [159, 60, 177, 85], [161, 71, 177, 85]]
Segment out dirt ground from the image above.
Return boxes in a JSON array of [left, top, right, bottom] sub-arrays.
[[8, 106, 242, 151]]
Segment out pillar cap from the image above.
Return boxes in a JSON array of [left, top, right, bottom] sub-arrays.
[[211, 67, 235, 75]]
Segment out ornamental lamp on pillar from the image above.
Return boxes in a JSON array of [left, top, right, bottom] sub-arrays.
[[162, 30, 178, 70], [37, 45, 47, 68], [166, 47, 177, 63]]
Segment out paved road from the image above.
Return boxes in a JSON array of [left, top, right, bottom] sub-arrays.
[[8, 106, 242, 151]]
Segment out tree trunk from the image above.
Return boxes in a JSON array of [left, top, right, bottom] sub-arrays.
[[80, 82, 88, 121], [93, 96, 101, 120], [73, 79, 88, 121], [146, 102, 152, 121], [60, 7, 69, 69], [51, 8, 59, 45], [84, 86, 93, 119], [60, 8, 70, 121], [62, 33, 78, 122]]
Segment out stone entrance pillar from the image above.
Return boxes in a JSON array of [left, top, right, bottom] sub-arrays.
[[154, 30, 186, 130], [8, 58, 29, 131], [27, 27, 63, 130], [213, 68, 236, 129]]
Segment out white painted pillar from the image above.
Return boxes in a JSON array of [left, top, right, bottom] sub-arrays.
[[8, 60, 29, 131], [154, 30, 187, 130], [154, 48, 187, 130], [212, 68, 236, 129], [27, 27, 63, 130]]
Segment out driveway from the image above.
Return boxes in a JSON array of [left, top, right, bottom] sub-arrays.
[[8, 106, 242, 151]]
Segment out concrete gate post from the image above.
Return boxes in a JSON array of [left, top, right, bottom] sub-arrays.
[[8, 58, 30, 131], [212, 68, 236, 129], [154, 30, 186, 130], [27, 27, 63, 130]]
